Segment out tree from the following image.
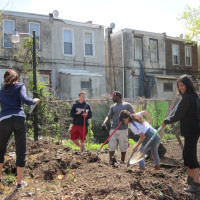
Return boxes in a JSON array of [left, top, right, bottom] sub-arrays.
[[179, 5, 200, 42]]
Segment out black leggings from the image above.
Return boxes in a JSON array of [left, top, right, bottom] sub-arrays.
[[0, 116, 26, 167], [183, 135, 200, 169]]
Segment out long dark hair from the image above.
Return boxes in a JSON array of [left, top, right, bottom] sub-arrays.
[[4, 70, 19, 87], [119, 110, 144, 128], [177, 74, 199, 97]]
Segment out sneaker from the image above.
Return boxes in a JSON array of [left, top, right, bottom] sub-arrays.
[[186, 176, 193, 185], [17, 181, 27, 190], [184, 182, 200, 194]]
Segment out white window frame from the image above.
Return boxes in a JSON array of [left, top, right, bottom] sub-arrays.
[[172, 44, 179, 65], [3, 19, 15, 48], [63, 28, 74, 56], [150, 39, 158, 62], [134, 37, 142, 60], [185, 46, 192, 66], [29, 22, 40, 50], [83, 31, 95, 57], [133, 76, 139, 98]]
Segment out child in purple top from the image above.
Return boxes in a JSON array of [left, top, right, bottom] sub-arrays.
[[0, 70, 40, 189]]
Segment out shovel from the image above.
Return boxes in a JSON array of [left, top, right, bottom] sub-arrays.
[[97, 123, 121, 153], [127, 126, 162, 166], [6, 103, 37, 151], [127, 100, 181, 166]]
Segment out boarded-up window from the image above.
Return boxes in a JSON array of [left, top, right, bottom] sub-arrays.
[[163, 83, 173, 92], [81, 80, 92, 89]]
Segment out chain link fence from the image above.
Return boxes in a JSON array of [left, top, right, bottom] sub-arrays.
[[31, 96, 174, 144]]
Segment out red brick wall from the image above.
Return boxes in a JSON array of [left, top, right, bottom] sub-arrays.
[[165, 38, 198, 76]]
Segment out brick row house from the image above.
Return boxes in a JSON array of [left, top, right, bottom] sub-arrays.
[[105, 28, 199, 99], [0, 10, 106, 99]]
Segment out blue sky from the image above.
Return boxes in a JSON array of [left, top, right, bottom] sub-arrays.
[[1, 0, 200, 37]]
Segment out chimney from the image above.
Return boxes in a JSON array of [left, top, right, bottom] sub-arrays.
[[86, 21, 93, 24]]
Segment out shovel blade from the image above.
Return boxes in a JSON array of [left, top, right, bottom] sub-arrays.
[[128, 151, 146, 165], [96, 148, 101, 153]]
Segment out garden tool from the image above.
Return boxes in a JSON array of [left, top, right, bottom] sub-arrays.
[[81, 113, 87, 152], [127, 100, 181, 166], [6, 103, 37, 151], [127, 126, 162, 166], [97, 123, 121, 153]]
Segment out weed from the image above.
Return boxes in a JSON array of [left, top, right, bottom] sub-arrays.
[[3, 174, 16, 185], [162, 133, 177, 140]]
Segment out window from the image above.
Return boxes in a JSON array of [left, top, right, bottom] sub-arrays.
[[134, 37, 142, 60], [39, 75, 49, 85], [133, 77, 139, 98], [3, 20, 14, 48], [163, 83, 173, 92], [29, 22, 40, 49], [150, 39, 158, 62], [185, 46, 192, 66], [172, 45, 179, 65], [84, 32, 94, 56], [63, 29, 73, 55], [81, 80, 92, 89]]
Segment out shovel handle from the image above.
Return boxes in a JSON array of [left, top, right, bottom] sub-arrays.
[[96, 123, 121, 153]]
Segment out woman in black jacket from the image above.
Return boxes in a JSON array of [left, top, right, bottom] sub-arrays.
[[162, 74, 200, 194]]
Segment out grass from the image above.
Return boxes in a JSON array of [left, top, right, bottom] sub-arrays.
[[3, 174, 16, 185], [62, 135, 180, 151], [63, 138, 136, 151], [54, 134, 178, 151], [162, 133, 177, 140], [63, 139, 109, 150]]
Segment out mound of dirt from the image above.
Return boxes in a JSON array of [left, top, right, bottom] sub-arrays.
[[2, 139, 199, 200]]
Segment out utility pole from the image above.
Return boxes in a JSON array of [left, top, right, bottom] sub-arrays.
[[32, 31, 39, 140]]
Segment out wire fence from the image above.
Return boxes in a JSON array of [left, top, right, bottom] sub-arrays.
[[31, 96, 174, 144]]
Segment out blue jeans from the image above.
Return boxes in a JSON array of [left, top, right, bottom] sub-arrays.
[[139, 143, 160, 169], [0, 116, 26, 167]]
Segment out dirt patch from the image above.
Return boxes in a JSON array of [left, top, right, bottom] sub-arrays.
[[1, 139, 200, 199]]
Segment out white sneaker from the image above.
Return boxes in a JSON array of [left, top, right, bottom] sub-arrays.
[[17, 181, 27, 189]]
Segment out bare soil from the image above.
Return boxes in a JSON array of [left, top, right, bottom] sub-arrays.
[[1, 138, 200, 200]]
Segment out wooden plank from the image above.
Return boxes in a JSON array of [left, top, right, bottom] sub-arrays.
[[171, 124, 183, 150], [159, 90, 179, 139], [159, 89, 183, 151]]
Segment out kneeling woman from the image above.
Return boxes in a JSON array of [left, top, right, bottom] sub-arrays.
[[119, 110, 160, 170]]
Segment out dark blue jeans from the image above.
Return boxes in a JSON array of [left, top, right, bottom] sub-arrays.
[[0, 116, 26, 167]]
